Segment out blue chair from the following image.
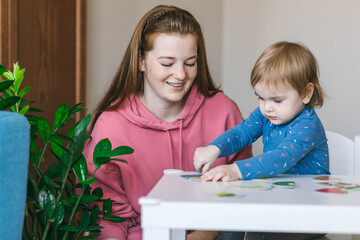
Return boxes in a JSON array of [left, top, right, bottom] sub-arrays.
[[0, 111, 30, 239]]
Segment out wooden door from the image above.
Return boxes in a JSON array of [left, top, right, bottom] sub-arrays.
[[0, 0, 86, 122]]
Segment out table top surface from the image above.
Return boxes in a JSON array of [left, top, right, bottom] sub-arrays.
[[140, 172, 360, 234], [140, 172, 360, 207]]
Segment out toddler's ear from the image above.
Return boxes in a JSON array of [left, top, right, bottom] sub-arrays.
[[302, 83, 314, 104]]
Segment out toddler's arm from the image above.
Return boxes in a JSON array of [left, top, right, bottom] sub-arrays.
[[193, 145, 220, 173]]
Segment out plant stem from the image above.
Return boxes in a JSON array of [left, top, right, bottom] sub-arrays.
[[43, 132, 78, 240], [16, 102, 19, 113], [62, 186, 86, 240], [62, 169, 98, 240], [37, 141, 50, 168], [32, 217, 37, 240], [41, 222, 51, 240], [41, 162, 71, 240]]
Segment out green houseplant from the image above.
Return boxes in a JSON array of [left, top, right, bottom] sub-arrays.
[[0, 62, 133, 240]]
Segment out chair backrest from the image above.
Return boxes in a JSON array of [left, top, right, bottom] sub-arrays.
[[0, 111, 30, 240], [354, 135, 360, 175], [326, 130, 355, 175]]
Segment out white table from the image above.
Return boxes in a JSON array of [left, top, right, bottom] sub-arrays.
[[139, 171, 360, 240]]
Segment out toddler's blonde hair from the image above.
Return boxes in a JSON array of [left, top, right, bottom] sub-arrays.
[[250, 41, 324, 108]]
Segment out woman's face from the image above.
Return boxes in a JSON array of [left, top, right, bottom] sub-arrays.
[[139, 33, 198, 107]]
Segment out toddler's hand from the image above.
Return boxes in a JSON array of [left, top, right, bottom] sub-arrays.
[[193, 145, 220, 173], [201, 163, 242, 182]]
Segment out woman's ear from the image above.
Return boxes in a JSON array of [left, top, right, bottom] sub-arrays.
[[139, 54, 145, 72], [302, 83, 314, 104]]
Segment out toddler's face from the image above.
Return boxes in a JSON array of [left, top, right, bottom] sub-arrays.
[[254, 81, 309, 125]]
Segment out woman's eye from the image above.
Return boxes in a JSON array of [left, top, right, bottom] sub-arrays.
[[274, 99, 282, 103], [257, 96, 263, 101], [161, 63, 173, 67], [185, 62, 196, 67]]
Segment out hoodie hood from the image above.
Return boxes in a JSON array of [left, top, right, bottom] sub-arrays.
[[119, 84, 205, 131]]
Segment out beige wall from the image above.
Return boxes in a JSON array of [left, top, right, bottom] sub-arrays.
[[87, 0, 360, 155], [222, 0, 360, 154]]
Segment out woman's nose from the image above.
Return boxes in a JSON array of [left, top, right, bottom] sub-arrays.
[[173, 64, 186, 80]]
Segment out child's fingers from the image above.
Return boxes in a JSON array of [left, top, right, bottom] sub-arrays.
[[201, 168, 223, 182], [193, 156, 203, 173], [202, 162, 212, 174], [212, 172, 224, 182]]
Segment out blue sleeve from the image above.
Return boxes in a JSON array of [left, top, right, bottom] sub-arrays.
[[208, 108, 264, 157], [236, 115, 323, 180]]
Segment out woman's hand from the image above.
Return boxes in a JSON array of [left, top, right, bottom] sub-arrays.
[[201, 163, 242, 182], [193, 145, 220, 173], [187, 230, 218, 240]]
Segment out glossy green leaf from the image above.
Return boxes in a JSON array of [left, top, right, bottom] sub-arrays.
[[68, 102, 86, 120], [28, 107, 42, 112], [50, 134, 64, 158], [58, 225, 80, 232], [0, 80, 14, 92], [3, 88, 12, 96], [18, 86, 31, 97], [102, 198, 112, 217], [37, 117, 51, 142], [53, 103, 69, 131], [108, 146, 134, 157], [13, 62, 20, 73], [56, 163, 66, 184], [103, 215, 127, 223], [19, 97, 33, 105], [80, 195, 100, 204], [93, 139, 111, 167], [83, 225, 103, 231], [73, 114, 91, 137], [55, 132, 74, 143], [45, 192, 56, 218], [64, 195, 77, 206], [19, 104, 30, 115], [0, 96, 21, 110], [45, 163, 59, 178], [0, 64, 5, 75], [80, 210, 91, 229], [9, 105, 15, 112], [80, 176, 96, 185], [73, 155, 88, 182], [67, 121, 79, 139], [38, 189, 47, 210], [3, 71, 14, 80], [108, 158, 128, 163], [92, 188, 103, 199], [43, 175, 61, 189], [14, 67, 25, 94], [94, 156, 111, 168], [72, 132, 88, 164], [54, 203, 65, 229], [90, 205, 99, 225]]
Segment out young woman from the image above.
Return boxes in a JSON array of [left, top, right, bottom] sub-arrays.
[[84, 5, 252, 240]]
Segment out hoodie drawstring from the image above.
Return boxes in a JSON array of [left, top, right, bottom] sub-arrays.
[[166, 130, 174, 169], [178, 118, 184, 169], [166, 118, 184, 170]]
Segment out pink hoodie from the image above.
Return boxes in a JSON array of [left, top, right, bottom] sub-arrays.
[[84, 84, 252, 239]]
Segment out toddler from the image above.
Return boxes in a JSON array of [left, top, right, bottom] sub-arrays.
[[194, 41, 330, 182]]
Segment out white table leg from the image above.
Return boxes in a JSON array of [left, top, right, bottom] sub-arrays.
[[142, 227, 171, 240], [171, 229, 186, 240]]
